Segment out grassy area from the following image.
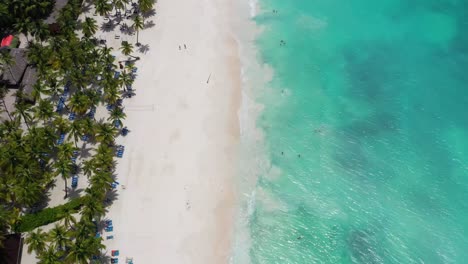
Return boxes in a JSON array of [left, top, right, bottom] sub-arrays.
[[15, 197, 87, 233]]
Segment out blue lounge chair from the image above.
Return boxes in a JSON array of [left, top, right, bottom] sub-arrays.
[[56, 102, 64, 112], [121, 127, 129, 136], [112, 250, 119, 257], [71, 177, 78, 188], [69, 112, 76, 121], [95, 232, 101, 238], [114, 71, 120, 79], [111, 258, 118, 263], [106, 235, 114, 240], [57, 133, 65, 145], [105, 226, 113, 232], [82, 134, 89, 141]]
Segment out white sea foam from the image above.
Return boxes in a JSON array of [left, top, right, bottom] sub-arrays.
[[248, 0, 258, 18], [228, 0, 273, 263]]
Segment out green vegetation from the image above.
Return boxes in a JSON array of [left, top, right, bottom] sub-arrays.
[[15, 197, 86, 233], [0, 0, 155, 262], [0, 0, 54, 34]]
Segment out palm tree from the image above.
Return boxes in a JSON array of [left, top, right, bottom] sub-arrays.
[[82, 17, 98, 38], [103, 86, 120, 105], [0, 84, 13, 121], [0, 206, 11, 248], [53, 159, 73, 199], [65, 237, 98, 264], [60, 209, 77, 230], [30, 21, 50, 44], [112, 0, 127, 17], [119, 71, 134, 92], [120, 40, 133, 56], [94, 0, 112, 17], [48, 224, 71, 250], [13, 99, 34, 130], [68, 120, 84, 147], [138, 0, 155, 13], [31, 82, 50, 102], [81, 197, 106, 221], [34, 99, 55, 124], [108, 106, 126, 128], [95, 121, 117, 146], [37, 246, 63, 264], [69, 92, 92, 115], [89, 171, 113, 190], [0, 50, 17, 84], [13, 18, 32, 42], [25, 228, 47, 254], [132, 14, 144, 46], [13, 180, 42, 208], [57, 143, 78, 161], [81, 159, 95, 179], [53, 116, 71, 135]]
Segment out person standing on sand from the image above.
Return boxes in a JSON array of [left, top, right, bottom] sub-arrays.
[[184, 44, 187, 49]]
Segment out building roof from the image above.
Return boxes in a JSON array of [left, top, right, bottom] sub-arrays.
[[0, 48, 28, 86], [45, 0, 70, 25], [0, 234, 23, 264], [21, 66, 38, 100]]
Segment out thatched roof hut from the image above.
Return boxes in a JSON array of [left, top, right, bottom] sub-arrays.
[[0, 48, 28, 86], [21, 66, 38, 103]]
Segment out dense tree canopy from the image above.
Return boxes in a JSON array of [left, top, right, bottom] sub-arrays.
[[0, 0, 156, 261]]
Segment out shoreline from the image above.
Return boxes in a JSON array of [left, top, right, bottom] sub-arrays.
[[105, 0, 244, 262]]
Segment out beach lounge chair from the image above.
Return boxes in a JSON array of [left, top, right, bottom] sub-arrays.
[[105, 226, 113, 232], [126, 257, 133, 264], [106, 235, 114, 240], [105, 220, 113, 226], [95, 232, 101, 238], [111, 250, 120, 257], [111, 258, 118, 263], [69, 112, 76, 121], [82, 134, 89, 141], [71, 176, 78, 188], [57, 133, 65, 145], [121, 127, 129, 136]]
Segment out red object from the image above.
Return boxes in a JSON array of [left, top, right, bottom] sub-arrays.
[[1, 35, 13, 47]]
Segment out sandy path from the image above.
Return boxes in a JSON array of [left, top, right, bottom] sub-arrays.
[[105, 0, 241, 263]]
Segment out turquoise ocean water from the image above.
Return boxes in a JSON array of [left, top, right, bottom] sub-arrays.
[[239, 0, 468, 263]]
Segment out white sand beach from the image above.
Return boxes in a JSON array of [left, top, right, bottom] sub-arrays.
[[103, 0, 242, 263]]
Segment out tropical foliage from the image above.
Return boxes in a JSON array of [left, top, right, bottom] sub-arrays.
[[0, 0, 155, 261]]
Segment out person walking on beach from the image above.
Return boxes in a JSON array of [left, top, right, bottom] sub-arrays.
[[184, 44, 187, 49]]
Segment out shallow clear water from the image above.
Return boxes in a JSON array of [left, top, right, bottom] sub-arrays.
[[242, 0, 468, 263]]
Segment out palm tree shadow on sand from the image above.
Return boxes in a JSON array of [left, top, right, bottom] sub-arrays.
[[144, 20, 155, 29], [101, 21, 117, 32], [138, 44, 150, 54], [68, 187, 84, 199], [142, 9, 156, 19]]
